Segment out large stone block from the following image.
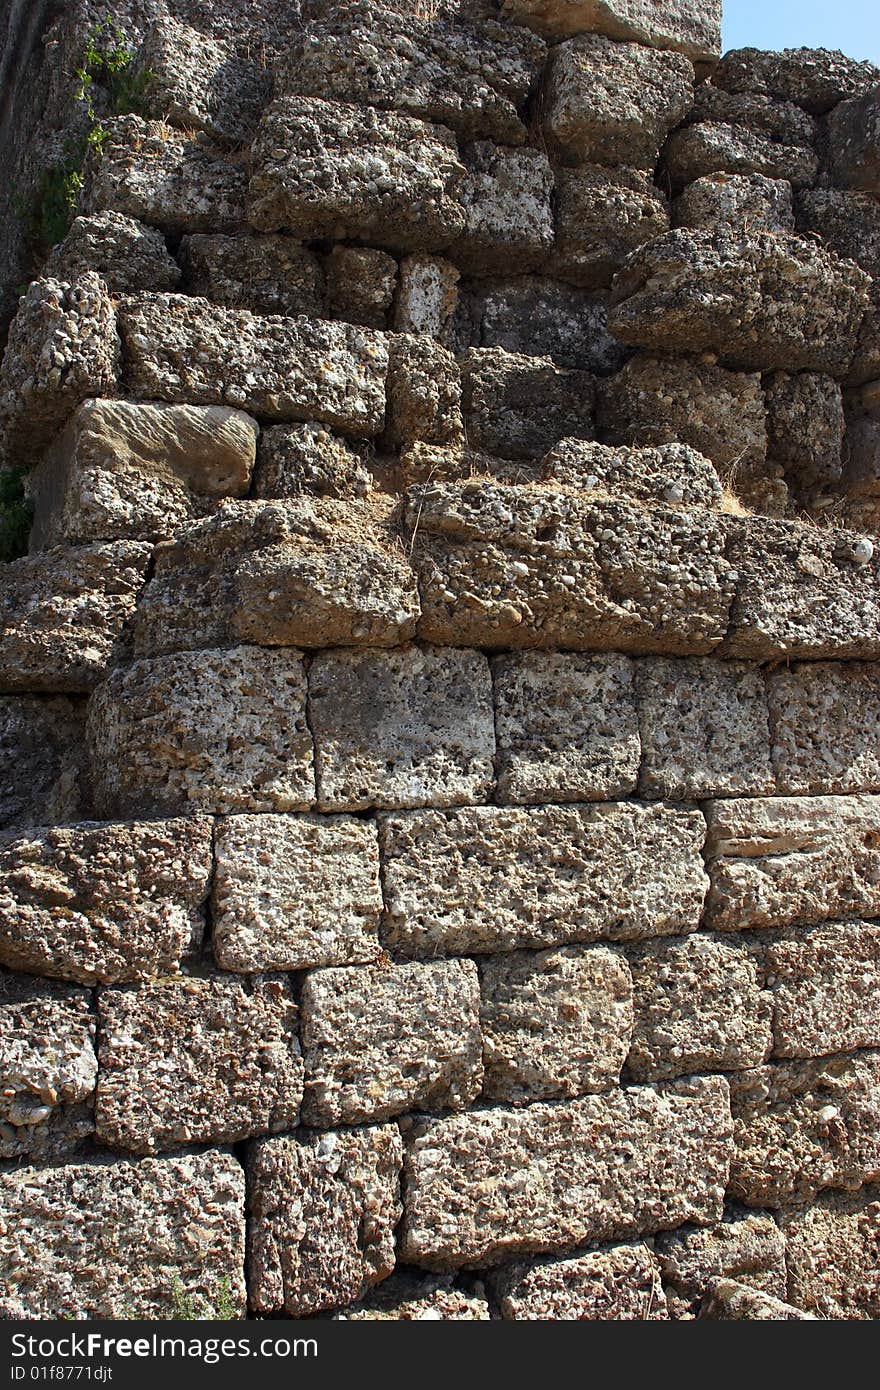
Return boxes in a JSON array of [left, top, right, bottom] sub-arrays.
[[384, 334, 463, 450], [542, 34, 693, 168], [625, 935, 772, 1082], [337, 1274, 489, 1321], [781, 1188, 880, 1321], [636, 657, 774, 800], [136, 16, 271, 146], [462, 276, 625, 373], [714, 46, 879, 114], [704, 794, 880, 933], [83, 116, 247, 234], [501, 0, 722, 61], [87, 647, 314, 817], [394, 255, 460, 343], [0, 542, 151, 694], [661, 122, 818, 191], [688, 85, 818, 148], [324, 245, 398, 329], [406, 482, 734, 653], [212, 814, 382, 973], [701, 1279, 812, 1320], [674, 173, 795, 234], [0, 696, 85, 832], [796, 189, 880, 281], [309, 645, 494, 811], [757, 922, 880, 1059], [300, 959, 482, 1126], [133, 500, 419, 656], [609, 229, 870, 376], [492, 651, 640, 803], [540, 438, 724, 509], [492, 1243, 669, 1319], [451, 143, 554, 274], [479, 945, 633, 1103], [656, 1207, 787, 1319], [119, 294, 388, 439], [461, 349, 595, 460], [96, 974, 302, 1153], [552, 165, 670, 289], [27, 399, 257, 548], [248, 1125, 403, 1318], [0, 1151, 246, 1319], [763, 371, 844, 498], [767, 662, 880, 796], [728, 1051, 880, 1206], [400, 1076, 732, 1268], [0, 817, 212, 985], [179, 234, 326, 318], [0, 974, 95, 1162], [254, 422, 372, 502], [380, 802, 709, 956], [45, 212, 181, 296], [248, 96, 466, 251], [827, 86, 880, 194]]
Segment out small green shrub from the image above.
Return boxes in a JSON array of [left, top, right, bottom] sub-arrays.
[[0, 469, 32, 563], [169, 1274, 238, 1321]]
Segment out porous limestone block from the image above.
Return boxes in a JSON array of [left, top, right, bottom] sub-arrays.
[[248, 97, 467, 251], [87, 647, 314, 817], [300, 959, 482, 1126], [255, 422, 371, 501], [491, 1244, 669, 1319], [337, 1275, 489, 1320], [461, 349, 595, 461], [609, 229, 870, 376], [540, 439, 723, 510], [96, 974, 301, 1154], [655, 1207, 787, 1318], [179, 234, 325, 318], [492, 651, 640, 803], [842, 412, 880, 499], [451, 143, 554, 274], [796, 189, 880, 281], [827, 87, 880, 194], [462, 276, 625, 373], [380, 802, 709, 956], [542, 34, 694, 168], [701, 1279, 813, 1320], [248, 1125, 403, 1318], [552, 165, 669, 289], [0, 274, 119, 468], [0, 817, 212, 986], [661, 123, 818, 191], [46, 212, 181, 294], [136, 16, 271, 146], [767, 662, 880, 796], [728, 1051, 880, 1207], [757, 922, 880, 1059], [704, 794, 880, 933], [0, 974, 96, 1162], [763, 371, 844, 496], [636, 657, 774, 800], [0, 696, 85, 832], [384, 335, 463, 449], [27, 399, 257, 548], [133, 499, 420, 655], [324, 246, 397, 329], [119, 294, 388, 439], [625, 935, 772, 1083], [406, 482, 734, 653], [309, 645, 495, 812], [479, 945, 633, 1103], [722, 516, 880, 661], [781, 1188, 880, 1321], [394, 256, 460, 343], [212, 814, 383, 973], [687, 82, 818, 146], [83, 116, 247, 234], [849, 284, 880, 388], [0, 543, 152, 694], [400, 1075, 732, 1268], [501, 0, 722, 61], [674, 173, 795, 234], [283, 4, 545, 144], [714, 46, 879, 114], [0, 1151, 246, 1319], [597, 354, 767, 490]]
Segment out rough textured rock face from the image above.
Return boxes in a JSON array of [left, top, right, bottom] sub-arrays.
[[1, 0, 880, 1323]]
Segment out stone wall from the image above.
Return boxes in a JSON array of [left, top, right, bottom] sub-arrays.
[[0, 0, 879, 1320]]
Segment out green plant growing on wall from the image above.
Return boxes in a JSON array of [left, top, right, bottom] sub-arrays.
[[0, 468, 32, 563], [169, 1275, 238, 1321]]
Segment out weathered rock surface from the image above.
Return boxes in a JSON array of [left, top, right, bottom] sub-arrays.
[[254, 422, 372, 501], [400, 1076, 732, 1268], [309, 645, 495, 811], [324, 245, 398, 329], [380, 802, 708, 956], [656, 1207, 787, 1318], [674, 173, 795, 233], [714, 46, 879, 114], [395, 255, 460, 343], [756, 922, 880, 1059], [541, 438, 724, 510], [0, 974, 95, 1161], [462, 277, 625, 372], [704, 794, 880, 933], [0, 1151, 246, 1319], [301, 959, 482, 1125], [119, 294, 388, 438], [0, 817, 211, 985], [96, 974, 302, 1153], [502, 0, 721, 61], [768, 662, 880, 796], [248, 1125, 403, 1318], [661, 122, 818, 191], [337, 1274, 489, 1320], [451, 143, 554, 274], [781, 1188, 880, 1320], [552, 165, 670, 288], [763, 371, 844, 497], [384, 334, 463, 449], [212, 814, 382, 973], [87, 647, 314, 817], [492, 1243, 669, 1319], [0, 696, 85, 832], [46, 212, 181, 295], [479, 945, 633, 1102], [700, 1278, 813, 1319], [137, 16, 271, 146], [461, 350, 595, 460], [179, 234, 326, 318], [493, 651, 640, 803], [0, 542, 152, 694], [796, 189, 880, 280], [826, 86, 880, 194]]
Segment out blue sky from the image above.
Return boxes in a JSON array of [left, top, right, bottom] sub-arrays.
[[723, 0, 880, 65]]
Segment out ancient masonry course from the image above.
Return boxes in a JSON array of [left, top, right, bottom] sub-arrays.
[[0, 0, 879, 1321]]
